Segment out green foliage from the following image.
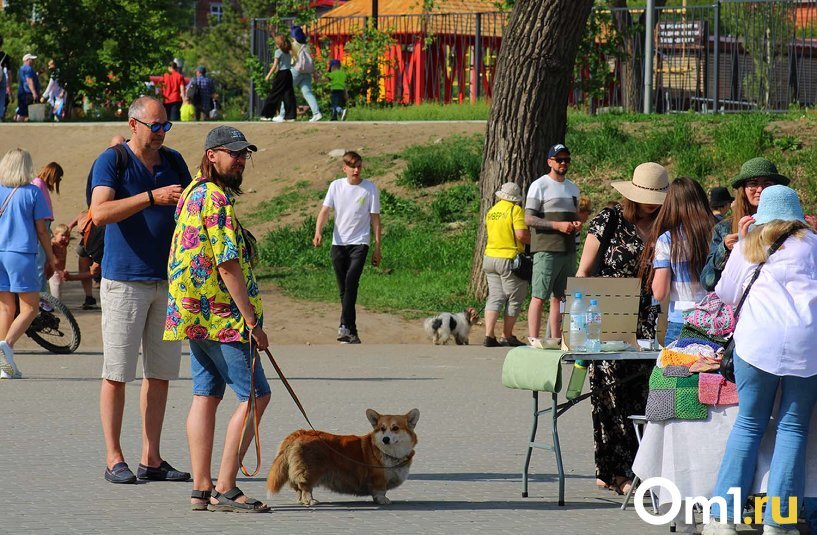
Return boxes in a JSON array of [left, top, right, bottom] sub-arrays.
[[379, 189, 419, 220], [574, 8, 628, 109], [347, 101, 491, 121], [247, 180, 313, 223], [4, 0, 189, 106], [343, 25, 398, 105], [398, 135, 484, 187], [431, 183, 480, 223], [773, 134, 802, 152]]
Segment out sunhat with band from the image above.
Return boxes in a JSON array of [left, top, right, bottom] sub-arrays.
[[730, 157, 790, 189], [752, 185, 806, 225], [495, 182, 523, 203], [610, 162, 669, 205]]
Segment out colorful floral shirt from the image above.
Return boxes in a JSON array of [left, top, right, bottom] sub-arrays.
[[164, 179, 262, 343]]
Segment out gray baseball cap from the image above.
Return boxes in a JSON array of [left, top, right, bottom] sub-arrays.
[[204, 126, 258, 152]]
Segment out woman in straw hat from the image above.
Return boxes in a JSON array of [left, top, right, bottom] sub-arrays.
[[481, 182, 530, 347], [575, 162, 668, 495], [702, 186, 817, 535], [701, 157, 790, 291]]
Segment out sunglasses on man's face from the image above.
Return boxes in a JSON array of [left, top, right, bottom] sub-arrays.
[[215, 148, 252, 160], [551, 157, 571, 164], [133, 117, 172, 133]]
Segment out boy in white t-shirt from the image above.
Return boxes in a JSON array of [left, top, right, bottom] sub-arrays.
[[313, 151, 382, 344]]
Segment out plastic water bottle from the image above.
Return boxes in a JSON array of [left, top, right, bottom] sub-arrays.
[[569, 292, 587, 352], [586, 299, 602, 353]]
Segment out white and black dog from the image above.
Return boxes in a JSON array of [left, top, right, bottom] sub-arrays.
[[423, 307, 479, 345]]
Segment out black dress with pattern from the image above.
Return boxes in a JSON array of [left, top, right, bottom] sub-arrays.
[[586, 205, 656, 484]]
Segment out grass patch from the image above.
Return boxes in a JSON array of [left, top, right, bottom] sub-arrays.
[[398, 134, 483, 187], [247, 180, 314, 223], [347, 101, 490, 121]]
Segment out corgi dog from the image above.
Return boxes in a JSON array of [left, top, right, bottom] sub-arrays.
[[423, 307, 479, 345], [267, 408, 420, 506]]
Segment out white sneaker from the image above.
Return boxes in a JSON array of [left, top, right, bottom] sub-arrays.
[[0, 369, 22, 379], [309, 113, 322, 122], [0, 340, 18, 377], [259, 116, 273, 121], [701, 521, 738, 535], [340, 109, 347, 121], [272, 116, 285, 123], [763, 525, 799, 534], [337, 326, 351, 343]]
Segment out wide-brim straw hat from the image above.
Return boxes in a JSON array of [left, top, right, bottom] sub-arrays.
[[610, 162, 669, 205], [495, 182, 523, 203], [730, 157, 790, 189]]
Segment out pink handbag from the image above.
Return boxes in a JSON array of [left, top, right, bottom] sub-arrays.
[[698, 373, 738, 405], [685, 292, 736, 337]]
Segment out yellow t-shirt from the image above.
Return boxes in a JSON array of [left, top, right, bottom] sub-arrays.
[[180, 103, 195, 122], [164, 180, 262, 342], [484, 199, 528, 259]]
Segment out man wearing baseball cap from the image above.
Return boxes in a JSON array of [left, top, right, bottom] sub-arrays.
[[524, 143, 582, 343], [165, 125, 272, 512], [15, 53, 40, 121]]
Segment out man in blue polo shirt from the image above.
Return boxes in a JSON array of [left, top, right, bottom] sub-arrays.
[[89, 95, 193, 484], [15, 53, 40, 122]]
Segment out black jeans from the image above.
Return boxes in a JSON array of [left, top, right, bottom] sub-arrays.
[[260, 69, 296, 120], [164, 101, 181, 121], [330, 244, 369, 335]]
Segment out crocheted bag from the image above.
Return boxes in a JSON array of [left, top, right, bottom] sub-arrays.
[[684, 292, 736, 337], [698, 372, 738, 405]]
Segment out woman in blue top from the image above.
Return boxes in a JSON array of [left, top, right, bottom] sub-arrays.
[[0, 148, 57, 379], [640, 177, 715, 346], [260, 34, 297, 121]]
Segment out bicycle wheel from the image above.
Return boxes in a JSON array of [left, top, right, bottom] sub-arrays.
[[26, 293, 81, 354]]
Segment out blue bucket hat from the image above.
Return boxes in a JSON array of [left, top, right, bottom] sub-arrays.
[[753, 185, 806, 225]]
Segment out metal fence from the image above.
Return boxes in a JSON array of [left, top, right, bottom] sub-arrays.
[[251, 1, 817, 115]]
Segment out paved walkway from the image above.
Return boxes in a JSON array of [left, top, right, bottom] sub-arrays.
[[1, 340, 764, 534]]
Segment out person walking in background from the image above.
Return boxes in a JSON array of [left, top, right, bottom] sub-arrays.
[[701, 158, 790, 291], [327, 59, 348, 121], [160, 61, 185, 121], [702, 186, 817, 535], [640, 176, 715, 346], [575, 162, 668, 495], [260, 35, 296, 122], [32, 162, 62, 292], [15, 53, 40, 122], [186, 66, 214, 121], [525, 144, 581, 343], [313, 151, 381, 344], [0, 36, 10, 122], [41, 59, 62, 116], [89, 96, 192, 484], [0, 148, 58, 380], [290, 26, 321, 122], [481, 182, 529, 347], [709, 186, 734, 222], [166, 126, 271, 513]]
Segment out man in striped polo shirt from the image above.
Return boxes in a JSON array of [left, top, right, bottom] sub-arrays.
[[524, 144, 582, 343]]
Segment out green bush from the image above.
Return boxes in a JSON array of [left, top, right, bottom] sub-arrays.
[[431, 183, 480, 223], [398, 135, 483, 187], [379, 189, 419, 221]]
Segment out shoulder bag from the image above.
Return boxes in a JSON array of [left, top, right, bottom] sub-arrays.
[[720, 227, 797, 382], [509, 205, 532, 282], [0, 187, 19, 218]]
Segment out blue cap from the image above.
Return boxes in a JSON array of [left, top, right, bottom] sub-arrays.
[[753, 185, 806, 225], [547, 144, 570, 159], [329, 59, 341, 69], [290, 25, 307, 44]]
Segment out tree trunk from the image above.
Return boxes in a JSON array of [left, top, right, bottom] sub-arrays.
[[468, 0, 595, 300]]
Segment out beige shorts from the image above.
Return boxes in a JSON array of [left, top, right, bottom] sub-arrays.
[[100, 278, 181, 383]]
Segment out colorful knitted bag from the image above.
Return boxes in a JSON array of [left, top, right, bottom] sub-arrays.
[[698, 372, 738, 405], [646, 366, 708, 421], [684, 292, 736, 337]]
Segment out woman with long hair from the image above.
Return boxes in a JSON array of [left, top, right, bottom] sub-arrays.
[[700, 158, 789, 291], [702, 186, 817, 535], [576, 162, 668, 495], [33, 162, 62, 291], [640, 176, 715, 346], [260, 34, 297, 121], [0, 149, 58, 379]]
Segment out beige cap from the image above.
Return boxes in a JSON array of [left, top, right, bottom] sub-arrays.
[[22, 53, 37, 62], [610, 162, 669, 205]]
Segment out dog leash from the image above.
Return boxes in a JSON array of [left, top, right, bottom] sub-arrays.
[[238, 344, 413, 473]]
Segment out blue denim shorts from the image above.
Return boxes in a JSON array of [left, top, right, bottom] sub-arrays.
[[189, 339, 271, 401]]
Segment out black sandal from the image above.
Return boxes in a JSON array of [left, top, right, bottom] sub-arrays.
[[191, 489, 212, 511], [208, 487, 270, 513]]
